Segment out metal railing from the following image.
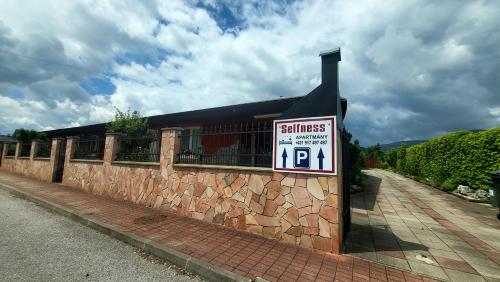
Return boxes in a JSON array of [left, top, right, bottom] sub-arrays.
[[35, 140, 52, 158], [73, 137, 105, 160], [19, 143, 31, 157], [176, 122, 273, 168], [116, 133, 161, 162], [5, 143, 16, 156]]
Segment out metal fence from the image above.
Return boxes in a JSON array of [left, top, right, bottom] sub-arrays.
[[176, 122, 273, 167], [73, 137, 105, 160], [116, 133, 161, 162], [35, 140, 52, 158], [19, 143, 31, 157], [5, 143, 16, 156]]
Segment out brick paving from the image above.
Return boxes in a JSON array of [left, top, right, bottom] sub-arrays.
[[0, 170, 438, 282], [346, 169, 500, 281]]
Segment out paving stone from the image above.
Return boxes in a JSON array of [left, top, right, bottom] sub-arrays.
[[468, 265, 500, 280], [443, 269, 487, 282], [434, 256, 478, 274], [428, 249, 464, 261], [407, 261, 449, 281], [403, 250, 438, 265], [459, 254, 500, 269], [376, 254, 411, 271]]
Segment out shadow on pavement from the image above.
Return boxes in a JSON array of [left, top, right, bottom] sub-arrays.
[[351, 172, 381, 211], [345, 222, 428, 255]]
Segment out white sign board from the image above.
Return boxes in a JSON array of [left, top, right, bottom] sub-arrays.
[[273, 116, 336, 175]]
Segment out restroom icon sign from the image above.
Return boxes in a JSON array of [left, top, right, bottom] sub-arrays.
[[294, 147, 310, 168]]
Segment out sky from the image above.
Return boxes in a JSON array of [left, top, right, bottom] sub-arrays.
[[0, 0, 498, 145]]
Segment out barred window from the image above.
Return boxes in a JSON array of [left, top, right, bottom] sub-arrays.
[[73, 136, 105, 160], [19, 143, 31, 157], [35, 141, 52, 158], [5, 143, 16, 156], [177, 122, 273, 168], [116, 133, 161, 162]]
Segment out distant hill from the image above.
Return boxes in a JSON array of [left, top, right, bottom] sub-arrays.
[[380, 140, 426, 152], [379, 129, 487, 152]]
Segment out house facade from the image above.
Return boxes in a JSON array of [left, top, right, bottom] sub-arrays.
[[1, 49, 350, 254]]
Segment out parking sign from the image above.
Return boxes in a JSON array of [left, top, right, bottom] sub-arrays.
[[273, 116, 336, 175]]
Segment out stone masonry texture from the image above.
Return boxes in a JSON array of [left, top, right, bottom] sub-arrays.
[[1, 140, 59, 182], [60, 129, 342, 253], [1, 128, 343, 253]]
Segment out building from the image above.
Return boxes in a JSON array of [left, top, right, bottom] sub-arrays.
[[2, 49, 350, 253]]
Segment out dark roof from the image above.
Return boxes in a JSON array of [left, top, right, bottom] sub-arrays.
[[0, 135, 16, 143], [44, 96, 304, 137]]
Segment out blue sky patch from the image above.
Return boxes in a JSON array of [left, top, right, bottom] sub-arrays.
[[81, 77, 116, 96]]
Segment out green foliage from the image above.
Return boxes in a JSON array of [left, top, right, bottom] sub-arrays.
[[384, 128, 500, 190], [106, 108, 148, 136], [362, 144, 383, 160], [384, 144, 409, 174], [441, 174, 469, 192], [12, 128, 47, 142], [134, 147, 152, 162], [349, 138, 363, 185]]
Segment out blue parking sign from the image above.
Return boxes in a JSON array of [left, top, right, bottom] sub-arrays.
[[294, 147, 310, 168]]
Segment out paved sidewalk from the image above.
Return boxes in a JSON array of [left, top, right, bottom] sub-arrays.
[[0, 171, 437, 282], [345, 169, 500, 282]]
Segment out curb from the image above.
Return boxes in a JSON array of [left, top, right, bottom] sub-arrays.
[[0, 183, 252, 282]]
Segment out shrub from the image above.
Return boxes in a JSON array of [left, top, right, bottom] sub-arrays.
[[106, 108, 148, 136], [385, 127, 500, 190], [441, 178, 457, 191]]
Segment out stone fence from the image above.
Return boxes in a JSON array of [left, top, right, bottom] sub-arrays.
[[1, 139, 63, 182], [1, 128, 344, 253]]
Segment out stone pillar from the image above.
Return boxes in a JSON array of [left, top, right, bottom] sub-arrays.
[[61, 137, 78, 185], [104, 133, 120, 164], [0, 144, 5, 167], [65, 136, 78, 163], [30, 140, 36, 161], [1, 143, 6, 158], [50, 138, 64, 181], [15, 142, 20, 159], [160, 128, 182, 177]]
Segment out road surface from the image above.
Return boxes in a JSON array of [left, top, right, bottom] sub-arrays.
[[0, 188, 204, 282]]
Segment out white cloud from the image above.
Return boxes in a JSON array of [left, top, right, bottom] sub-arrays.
[[0, 0, 498, 145]]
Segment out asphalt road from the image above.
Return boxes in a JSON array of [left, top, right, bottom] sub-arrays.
[[0, 188, 204, 282]]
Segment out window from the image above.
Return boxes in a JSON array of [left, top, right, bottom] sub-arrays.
[[180, 127, 201, 153], [176, 122, 273, 167]]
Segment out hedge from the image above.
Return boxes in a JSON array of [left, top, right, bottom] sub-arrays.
[[384, 127, 500, 191]]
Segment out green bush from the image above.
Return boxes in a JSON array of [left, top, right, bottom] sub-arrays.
[[385, 128, 500, 190], [441, 179, 457, 191], [106, 108, 148, 136]]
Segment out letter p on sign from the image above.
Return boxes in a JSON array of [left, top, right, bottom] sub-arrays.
[[294, 147, 310, 168]]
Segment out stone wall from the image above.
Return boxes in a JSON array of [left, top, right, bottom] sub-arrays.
[[0, 140, 59, 182], [60, 128, 344, 253]]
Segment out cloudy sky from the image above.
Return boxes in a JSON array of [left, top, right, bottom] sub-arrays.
[[0, 0, 498, 145]]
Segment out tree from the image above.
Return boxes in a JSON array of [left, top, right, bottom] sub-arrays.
[[12, 128, 47, 142], [106, 108, 148, 136], [349, 138, 363, 184]]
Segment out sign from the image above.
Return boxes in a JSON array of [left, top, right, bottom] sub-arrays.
[[273, 116, 336, 175]]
